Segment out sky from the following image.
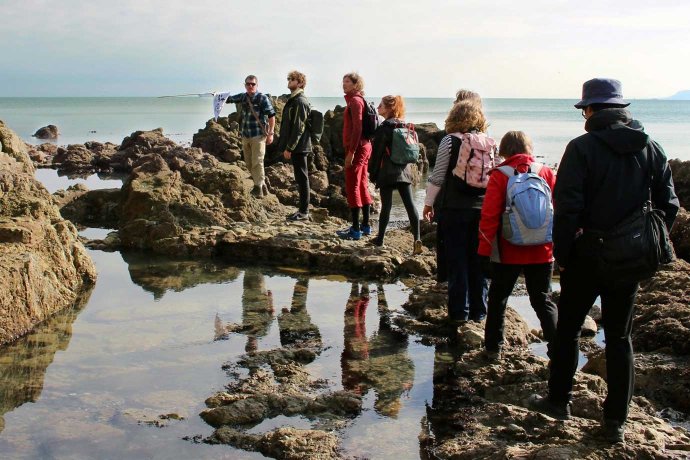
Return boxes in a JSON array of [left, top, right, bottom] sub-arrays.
[[1, 0, 689, 99]]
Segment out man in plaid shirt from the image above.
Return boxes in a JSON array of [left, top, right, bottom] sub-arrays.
[[226, 75, 276, 197]]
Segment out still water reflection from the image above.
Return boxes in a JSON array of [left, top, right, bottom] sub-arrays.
[[0, 249, 432, 459]]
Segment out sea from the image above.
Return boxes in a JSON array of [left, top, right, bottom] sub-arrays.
[[2, 96, 690, 168]]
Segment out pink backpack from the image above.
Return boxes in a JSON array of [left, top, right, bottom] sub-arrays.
[[450, 132, 497, 188]]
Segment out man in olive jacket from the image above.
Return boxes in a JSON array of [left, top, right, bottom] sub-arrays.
[[278, 70, 313, 221], [529, 78, 679, 443]]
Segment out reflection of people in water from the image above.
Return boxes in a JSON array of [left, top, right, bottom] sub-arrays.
[[341, 283, 414, 418], [240, 268, 274, 352], [277, 277, 322, 348]]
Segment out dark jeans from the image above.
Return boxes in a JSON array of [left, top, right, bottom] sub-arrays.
[[377, 183, 420, 244], [484, 263, 557, 355], [548, 261, 638, 423], [439, 208, 487, 321], [291, 152, 310, 214]]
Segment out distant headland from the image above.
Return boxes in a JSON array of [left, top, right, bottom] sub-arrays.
[[666, 90, 690, 100]]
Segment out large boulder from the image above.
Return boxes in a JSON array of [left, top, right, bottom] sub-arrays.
[[0, 121, 96, 345], [32, 125, 59, 140]]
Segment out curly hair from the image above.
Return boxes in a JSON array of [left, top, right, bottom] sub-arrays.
[[445, 100, 488, 133], [343, 72, 365, 94], [287, 70, 307, 89], [380, 95, 406, 119]]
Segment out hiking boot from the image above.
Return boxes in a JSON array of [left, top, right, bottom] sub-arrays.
[[413, 239, 423, 255], [336, 227, 362, 240], [361, 225, 371, 236], [526, 394, 571, 420], [369, 237, 384, 248], [250, 185, 263, 197], [482, 348, 502, 362], [287, 211, 309, 222], [602, 419, 625, 443], [262, 184, 269, 196]]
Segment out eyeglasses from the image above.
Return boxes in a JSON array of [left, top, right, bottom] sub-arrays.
[[287, 77, 296, 81], [581, 109, 587, 119], [245, 82, 256, 87]]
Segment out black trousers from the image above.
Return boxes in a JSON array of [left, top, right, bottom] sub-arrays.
[[548, 262, 638, 423], [484, 262, 557, 355], [291, 152, 310, 214], [377, 183, 420, 243]]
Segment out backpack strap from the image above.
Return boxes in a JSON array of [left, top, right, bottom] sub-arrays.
[[497, 165, 515, 177]]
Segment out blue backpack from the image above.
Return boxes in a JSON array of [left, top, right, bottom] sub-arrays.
[[497, 163, 553, 246]]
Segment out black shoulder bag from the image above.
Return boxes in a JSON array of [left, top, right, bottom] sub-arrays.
[[585, 149, 674, 283]]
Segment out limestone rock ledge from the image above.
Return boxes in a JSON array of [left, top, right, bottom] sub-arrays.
[[0, 121, 97, 345]]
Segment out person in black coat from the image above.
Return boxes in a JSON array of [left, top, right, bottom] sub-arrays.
[[528, 78, 679, 443], [368, 95, 422, 254]]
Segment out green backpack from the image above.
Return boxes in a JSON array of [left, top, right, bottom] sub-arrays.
[[389, 123, 420, 165]]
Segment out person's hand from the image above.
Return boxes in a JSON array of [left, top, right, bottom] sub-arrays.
[[266, 133, 274, 145], [283, 150, 291, 160], [345, 152, 354, 168], [479, 255, 493, 279], [423, 205, 434, 222]]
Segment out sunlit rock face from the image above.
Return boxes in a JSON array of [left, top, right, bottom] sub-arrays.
[[0, 121, 97, 345]]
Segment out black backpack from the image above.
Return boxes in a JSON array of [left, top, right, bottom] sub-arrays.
[[356, 96, 379, 140], [308, 109, 324, 144]]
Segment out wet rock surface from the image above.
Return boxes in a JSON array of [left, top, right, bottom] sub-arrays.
[[0, 121, 97, 345]]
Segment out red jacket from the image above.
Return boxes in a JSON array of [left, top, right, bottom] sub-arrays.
[[343, 91, 367, 154], [478, 153, 556, 264]]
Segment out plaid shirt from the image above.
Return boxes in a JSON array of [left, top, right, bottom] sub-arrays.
[[226, 92, 276, 138]]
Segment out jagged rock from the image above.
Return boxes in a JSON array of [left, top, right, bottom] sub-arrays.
[[191, 118, 243, 162], [670, 207, 690, 263], [424, 348, 690, 459], [415, 122, 445, 168], [670, 159, 690, 209], [207, 426, 339, 460], [0, 121, 96, 345], [581, 315, 598, 336], [634, 259, 690, 354], [32, 124, 59, 139], [0, 121, 34, 170], [57, 186, 121, 228]]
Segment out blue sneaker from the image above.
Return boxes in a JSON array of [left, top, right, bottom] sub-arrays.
[[336, 227, 362, 240], [361, 225, 371, 236]]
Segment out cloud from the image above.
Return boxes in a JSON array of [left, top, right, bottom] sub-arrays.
[[1, 0, 689, 97]]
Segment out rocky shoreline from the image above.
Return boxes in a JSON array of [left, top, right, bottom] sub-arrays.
[[3, 99, 690, 458]]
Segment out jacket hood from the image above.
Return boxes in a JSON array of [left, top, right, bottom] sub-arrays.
[[586, 108, 649, 154], [498, 153, 537, 169]]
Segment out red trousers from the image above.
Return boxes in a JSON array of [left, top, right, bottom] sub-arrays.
[[345, 142, 373, 208]]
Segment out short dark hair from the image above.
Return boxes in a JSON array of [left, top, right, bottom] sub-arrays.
[[245, 75, 258, 83]]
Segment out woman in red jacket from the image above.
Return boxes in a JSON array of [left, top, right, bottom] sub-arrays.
[[478, 131, 558, 360], [337, 72, 373, 240]]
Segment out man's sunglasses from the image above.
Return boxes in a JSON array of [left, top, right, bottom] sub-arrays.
[[245, 82, 256, 87]]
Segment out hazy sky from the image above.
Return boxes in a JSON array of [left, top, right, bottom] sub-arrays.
[[2, 0, 689, 98]]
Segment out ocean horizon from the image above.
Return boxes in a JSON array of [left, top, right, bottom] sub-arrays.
[[2, 96, 689, 165]]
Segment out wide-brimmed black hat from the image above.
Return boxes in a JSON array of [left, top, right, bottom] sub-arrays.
[[574, 78, 630, 109]]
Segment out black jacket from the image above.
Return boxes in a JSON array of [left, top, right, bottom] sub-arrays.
[[434, 135, 485, 211], [553, 108, 679, 268], [369, 118, 415, 188], [277, 90, 312, 154]]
